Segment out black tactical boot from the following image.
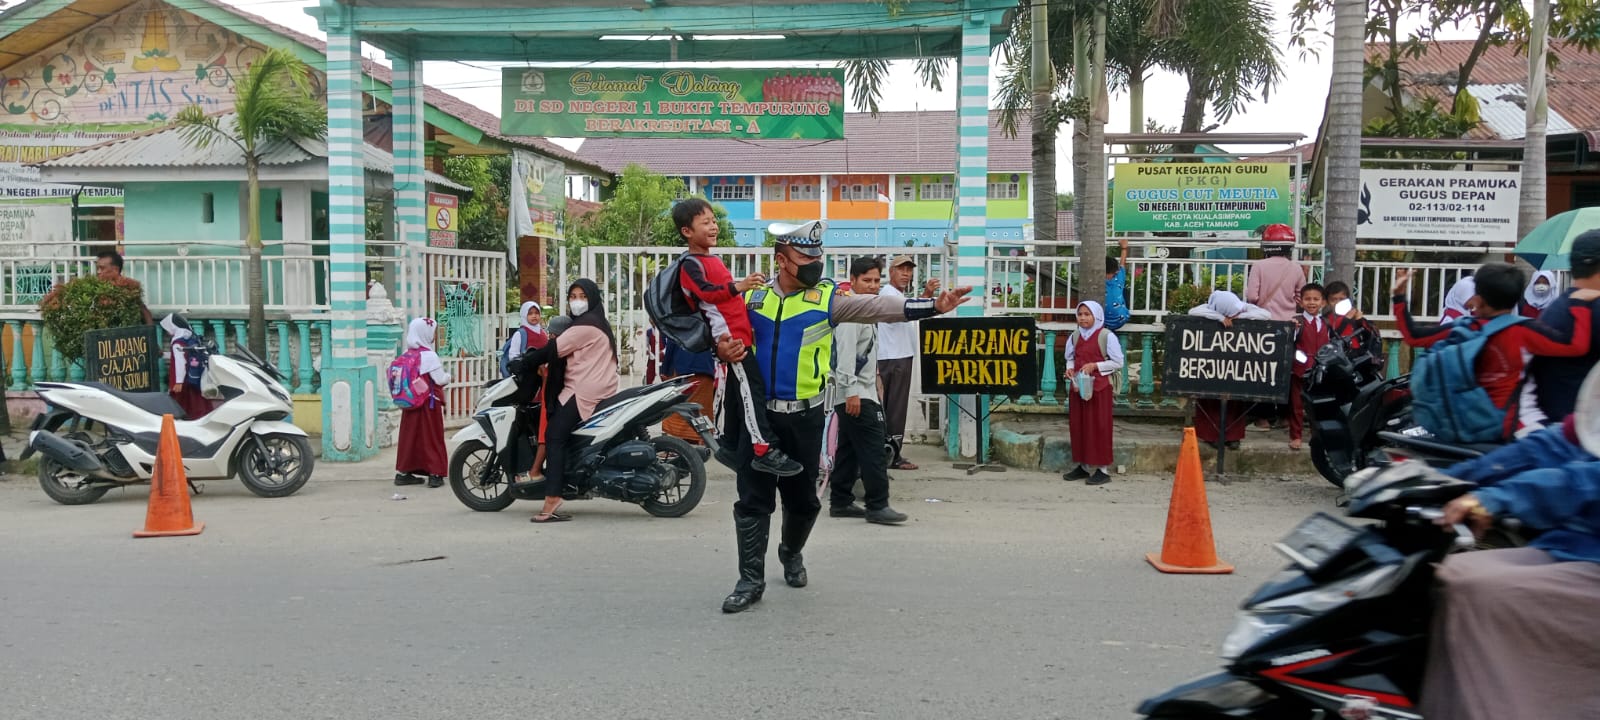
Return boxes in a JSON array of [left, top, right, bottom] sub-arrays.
[[776, 509, 818, 588], [721, 513, 769, 614]]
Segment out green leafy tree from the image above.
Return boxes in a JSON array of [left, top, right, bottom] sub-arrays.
[[570, 164, 734, 251], [174, 48, 326, 356], [444, 154, 513, 251], [39, 277, 147, 362]]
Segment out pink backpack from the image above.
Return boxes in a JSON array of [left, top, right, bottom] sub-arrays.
[[387, 349, 433, 409]]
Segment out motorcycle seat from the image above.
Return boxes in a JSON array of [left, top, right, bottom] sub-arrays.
[[1378, 430, 1497, 459], [83, 382, 187, 420], [595, 384, 657, 414]]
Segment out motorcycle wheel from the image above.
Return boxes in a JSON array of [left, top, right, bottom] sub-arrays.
[[641, 435, 706, 518], [237, 434, 314, 498], [449, 439, 514, 512], [1308, 437, 1345, 488], [37, 456, 110, 505]]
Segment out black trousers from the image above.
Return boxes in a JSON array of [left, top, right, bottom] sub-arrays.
[[543, 397, 581, 498], [727, 398, 824, 518], [831, 399, 891, 511], [877, 357, 913, 463]]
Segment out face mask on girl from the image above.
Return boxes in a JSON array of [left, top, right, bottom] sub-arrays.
[[569, 299, 590, 317], [1533, 282, 1552, 299]]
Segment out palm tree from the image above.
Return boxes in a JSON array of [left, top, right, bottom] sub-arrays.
[[175, 47, 327, 356], [1323, 0, 1365, 285]]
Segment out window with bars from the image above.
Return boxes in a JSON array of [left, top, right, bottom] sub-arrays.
[[921, 182, 955, 200], [841, 183, 882, 201], [710, 184, 755, 201], [789, 184, 819, 201], [987, 181, 1020, 200], [762, 184, 785, 201]]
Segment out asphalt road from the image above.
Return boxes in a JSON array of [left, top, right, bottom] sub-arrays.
[[0, 451, 1338, 720]]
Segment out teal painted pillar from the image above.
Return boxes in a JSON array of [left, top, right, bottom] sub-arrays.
[[945, 8, 997, 460], [1386, 338, 1401, 379], [318, 320, 334, 391], [295, 320, 314, 393], [48, 332, 66, 382], [1039, 329, 1057, 403], [275, 321, 294, 382], [1138, 332, 1156, 407], [209, 320, 228, 351], [27, 321, 44, 388], [321, 11, 379, 460], [7, 321, 22, 390], [233, 320, 248, 353], [392, 52, 428, 320]]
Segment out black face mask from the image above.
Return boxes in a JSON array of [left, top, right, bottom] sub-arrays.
[[793, 260, 824, 288]]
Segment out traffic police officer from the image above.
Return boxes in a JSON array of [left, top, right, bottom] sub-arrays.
[[716, 220, 971, 613]]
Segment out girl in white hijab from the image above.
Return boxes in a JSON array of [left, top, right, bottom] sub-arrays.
[[396, 317, 451, 487], [1062, 300, 1125, 485], [161, 313, 214, 419], [1442, 275, 1476, 322], [1520, 271, 1559, 319]]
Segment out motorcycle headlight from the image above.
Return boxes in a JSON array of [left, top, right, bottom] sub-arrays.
[[1220, 612, 1304, 660]]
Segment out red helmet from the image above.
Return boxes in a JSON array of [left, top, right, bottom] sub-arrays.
[[1261, 223, 1296, 244]]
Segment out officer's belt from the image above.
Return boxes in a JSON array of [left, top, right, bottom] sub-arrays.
[[766, 396, 826, 414]]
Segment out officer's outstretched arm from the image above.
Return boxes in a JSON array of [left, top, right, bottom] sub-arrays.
[[832, 287, 971, 324]]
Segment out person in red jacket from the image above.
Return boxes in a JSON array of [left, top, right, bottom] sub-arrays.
[[672, 197, 804, 478], [1394, 264, 1600, 440], [1289, 282, 1330, 450]]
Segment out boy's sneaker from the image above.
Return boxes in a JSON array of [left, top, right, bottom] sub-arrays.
[[751, 448, 804, 477]]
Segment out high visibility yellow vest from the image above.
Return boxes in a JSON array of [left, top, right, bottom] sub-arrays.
[[744, 281, 836, 402]]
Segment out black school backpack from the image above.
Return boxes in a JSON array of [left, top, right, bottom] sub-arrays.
[[644, 252, 713, 354]]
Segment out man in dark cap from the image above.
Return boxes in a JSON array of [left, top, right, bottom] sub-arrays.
[[714, 220, 971, 614], [1530, 229, 1600, 422]]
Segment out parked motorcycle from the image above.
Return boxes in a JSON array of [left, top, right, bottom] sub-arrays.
[[22, 341, 312, 505], [1137, 460, 1484, 719], [447, 374, 714, 517], [1303, 312, 1412, 487]]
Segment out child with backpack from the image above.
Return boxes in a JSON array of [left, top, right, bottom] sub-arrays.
[[392, 316, 452, 487], [1289, 283, 1331, 451], [161, 313, 214, 419], [1062, 300, 1123, 485], [670, 197, 804, 478], [1394, 264, 1600, 443], [500, 301, 550, 485]]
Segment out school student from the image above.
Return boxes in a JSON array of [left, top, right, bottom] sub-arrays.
[[1062, 301, 1124, 485]]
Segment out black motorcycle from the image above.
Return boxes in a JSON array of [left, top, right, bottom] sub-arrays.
[[1304, 321, 1411, 487], [1137, 461, 1483, 719]]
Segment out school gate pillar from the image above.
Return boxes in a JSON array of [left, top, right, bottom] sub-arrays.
[[320, 7, 379, 461], [950, 8, 994, 459], [391, 53, 429, 321]]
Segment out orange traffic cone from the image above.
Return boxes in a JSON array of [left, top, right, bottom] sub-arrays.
[[1145, 427, 1232, 574], [134, 414, 204, 538]]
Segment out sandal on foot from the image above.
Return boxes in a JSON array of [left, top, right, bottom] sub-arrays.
[[530, 511, 571, 523]]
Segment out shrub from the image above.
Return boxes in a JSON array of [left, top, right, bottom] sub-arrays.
[[39, 276, 147, 362]]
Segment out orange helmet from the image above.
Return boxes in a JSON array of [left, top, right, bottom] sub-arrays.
[[1261, 223, 1296, 245]]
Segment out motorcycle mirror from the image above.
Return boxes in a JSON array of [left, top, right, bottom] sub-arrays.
[[1334, 298, 1354, 316]]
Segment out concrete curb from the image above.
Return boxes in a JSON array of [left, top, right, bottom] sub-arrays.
[[991, 420, 1317, 477]]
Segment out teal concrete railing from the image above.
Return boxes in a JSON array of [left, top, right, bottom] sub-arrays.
[[3, 318, 335, 394]]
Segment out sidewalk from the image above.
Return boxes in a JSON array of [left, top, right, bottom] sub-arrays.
[[990, 414, 1317, 477]]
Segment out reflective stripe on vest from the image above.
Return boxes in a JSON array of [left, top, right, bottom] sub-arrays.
[[745, 282, 835, 402]]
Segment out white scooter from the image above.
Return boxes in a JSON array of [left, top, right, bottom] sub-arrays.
[[447, 371, 715, 518], [23, 333, 313, 505]]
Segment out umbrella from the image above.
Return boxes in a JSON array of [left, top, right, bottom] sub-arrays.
[[1514, 207, 1600, 271]]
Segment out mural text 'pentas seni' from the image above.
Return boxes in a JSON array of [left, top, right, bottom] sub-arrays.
[[501, 67, 845, 139]]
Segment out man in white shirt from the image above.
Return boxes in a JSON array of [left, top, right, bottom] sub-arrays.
[[878, 255, 938, 471], [829, 257, 907, 524]]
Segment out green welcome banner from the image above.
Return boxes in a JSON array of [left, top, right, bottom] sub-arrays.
[[501, 67, 845, 139], [1112, 163, 1292, 233]]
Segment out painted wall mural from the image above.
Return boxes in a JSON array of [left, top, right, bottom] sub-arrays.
[[0, 0, 325, 246]]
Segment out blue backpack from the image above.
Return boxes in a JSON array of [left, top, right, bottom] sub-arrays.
[[1409, 313, 1526, 443]]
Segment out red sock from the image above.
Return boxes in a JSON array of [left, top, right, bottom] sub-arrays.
[[753, 443, 770, 457]]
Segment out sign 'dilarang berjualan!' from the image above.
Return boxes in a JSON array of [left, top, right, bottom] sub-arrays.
[[1161, 316, 1294, 403], [501, 67, 845, 140], [918, 317, 1039, 397]]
